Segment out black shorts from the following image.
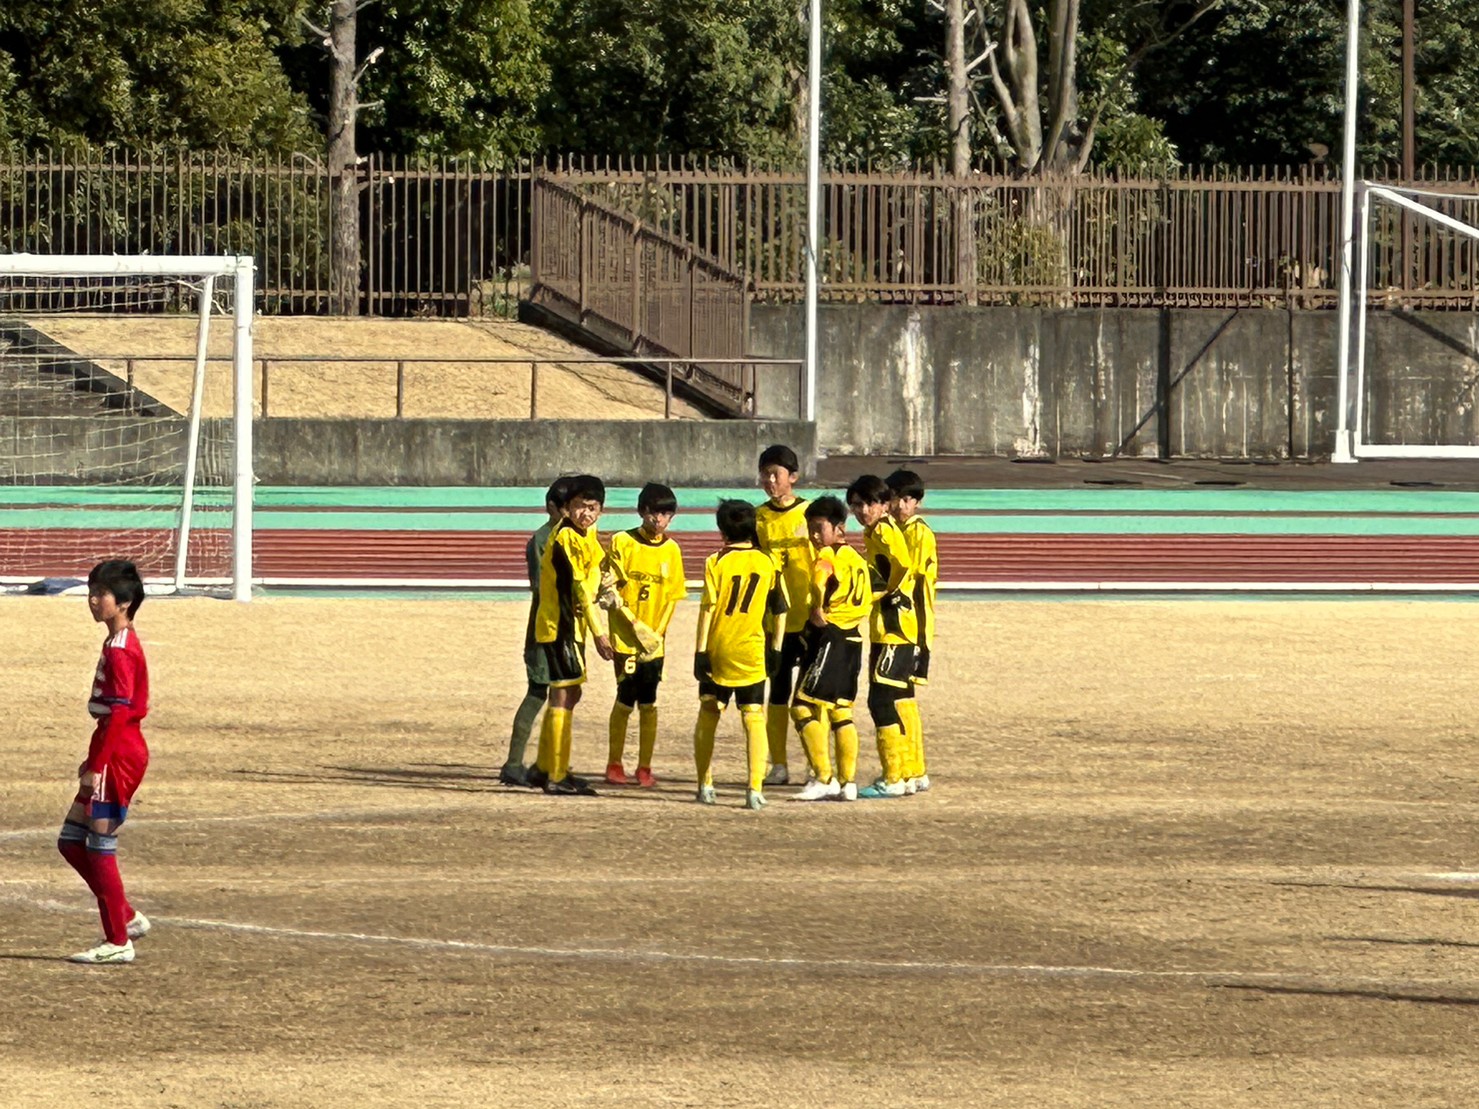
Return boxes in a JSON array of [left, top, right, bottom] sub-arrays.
[[540, 636, 587, 688], [766, 629, 811, 705], [794, 624, 863, 708], [614, 653, 664, 705], [870, 642, 917, 690], [914, 645, 931, 685], [698, 679, 767, 707]]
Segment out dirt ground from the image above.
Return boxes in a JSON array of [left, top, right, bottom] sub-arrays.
[[5, 596, 1479, 1108], [27, 316, 703, 420]]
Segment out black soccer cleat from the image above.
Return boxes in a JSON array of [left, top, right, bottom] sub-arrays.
[[544, 775, 598, 796], [525, 766, 549, 790], [499, 764, 534, 788]]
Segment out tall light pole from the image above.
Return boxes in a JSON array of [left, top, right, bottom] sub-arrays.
[[803, 0, 822, 423], [1333, 0, 1361, 463]]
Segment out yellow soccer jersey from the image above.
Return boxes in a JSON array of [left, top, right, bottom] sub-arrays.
[[755, 496, 812, 634], [902, 515, 938, 651], [607, 527, 687, 656], [863, 516, 918, 646], [811, 543, 871, 631], [701, 543, 785, 687], [534, 521, 606, 644]]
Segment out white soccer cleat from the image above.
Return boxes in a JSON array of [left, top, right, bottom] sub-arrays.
[[914, 774, 931, 792], [68, 940, 135, 965], [744, 789, 767, 811], [696, 784, 718, 805], [794, 777, 841, 802], [903, 778, 919, 796], [126, 911, 151, 940], [839, 781, 858, 802], [763, 765, 790, 787]]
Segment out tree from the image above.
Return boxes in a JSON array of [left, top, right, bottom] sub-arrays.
[[354, 0, 551, 161], [944, 0, 1219, 174], [1137, 0, 1479, 167], [0, 0, 314, 150]]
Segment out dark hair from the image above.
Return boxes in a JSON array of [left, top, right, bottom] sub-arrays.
[[845, 475, 890, 506], [88, 559, 145, 618], [545, 475, 576, 511], [757, 444, 799, 475], [637, 482, 678, 515], [884, 469, 925, 502], [804, 495, 848, 528], [715, 499, 760, 545], [562, 474, 606, 507]]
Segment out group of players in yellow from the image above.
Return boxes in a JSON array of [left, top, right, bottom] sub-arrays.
[[497, 444, 937, 808]]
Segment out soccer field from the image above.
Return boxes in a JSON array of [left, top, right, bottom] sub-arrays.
[[4, 595, 1479, 1107]]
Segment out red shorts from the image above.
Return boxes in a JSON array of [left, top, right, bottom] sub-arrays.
[[80, 727, 149, 823]]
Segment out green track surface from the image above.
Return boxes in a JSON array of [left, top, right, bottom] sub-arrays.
[[7, 485, 1479, 535]]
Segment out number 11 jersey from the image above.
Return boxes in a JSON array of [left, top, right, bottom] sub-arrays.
[[701, 542, 786, 687]]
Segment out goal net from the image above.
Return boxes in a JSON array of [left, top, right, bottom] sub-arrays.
[[0, 255, 254, 600], [1348, 184, 1479, 458]]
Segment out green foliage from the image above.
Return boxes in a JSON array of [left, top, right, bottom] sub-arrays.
[[356, 0, 551, 161], [1136, 0, 1479, 167], [0, 0, 315, 151]]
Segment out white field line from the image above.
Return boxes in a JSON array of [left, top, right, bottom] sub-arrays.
[[1, 884, 1469, 995], [0, 806, 460, 843]]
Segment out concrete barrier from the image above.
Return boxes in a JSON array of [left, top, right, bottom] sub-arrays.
[[749, 304, 1479, 460]]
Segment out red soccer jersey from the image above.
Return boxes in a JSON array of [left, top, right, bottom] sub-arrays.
[[86, 626, 150, 771]]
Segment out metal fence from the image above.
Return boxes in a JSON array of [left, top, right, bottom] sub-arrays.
[[0, 149, 533, 316], [5, 151, 1479, 318]]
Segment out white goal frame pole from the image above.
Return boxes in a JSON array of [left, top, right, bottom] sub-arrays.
[[1332, 0, 1362, 463], [172, 274, 215, 590], [802, 0, 822, 423], [232, 260, 255, 603]]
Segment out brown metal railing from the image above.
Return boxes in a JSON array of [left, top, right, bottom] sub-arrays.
[[3, 151, 1479, 318], [529, 172, 750, 412]]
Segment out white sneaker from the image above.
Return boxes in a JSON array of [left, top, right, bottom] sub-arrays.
[[914, 774, 931, 792], [126, 911, 151, 940], [903, 778, 919, 796], [696, 784, 717, 805], [68, 940, 135, 965], [794, 777, 841, 802], [763, 765, 790, 787], [839, 781, 858, 802], [745, 789, 767, 811]]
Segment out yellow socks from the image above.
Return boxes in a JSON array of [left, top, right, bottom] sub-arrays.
[[875, 722, 906, 784], [694, 698, 721, 787], [551, 707, 574, 781], [536, 708, 558, 773], [765, 703, 790, 771], [832, 708, 859, 785], [608, 703, 633, 766], [897, 697, 925, 778], [793, 703, 833, 782], [741, 704, 768, 792], [638, 705, 658, 770]]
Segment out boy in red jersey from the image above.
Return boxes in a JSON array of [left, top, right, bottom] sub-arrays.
[[58, 559, 152, 964]]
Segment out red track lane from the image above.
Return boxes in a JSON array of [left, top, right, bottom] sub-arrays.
[[8, 529, 1479, 584]]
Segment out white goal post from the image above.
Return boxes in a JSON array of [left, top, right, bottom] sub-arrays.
[[0, 254, 255, 601], [1336, 185, 1479, 461]]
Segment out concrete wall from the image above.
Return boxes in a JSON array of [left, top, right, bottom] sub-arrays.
[[254, 418, 816, 485], [8, 416, 815, 485], [749, 305, 1479, 460]]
